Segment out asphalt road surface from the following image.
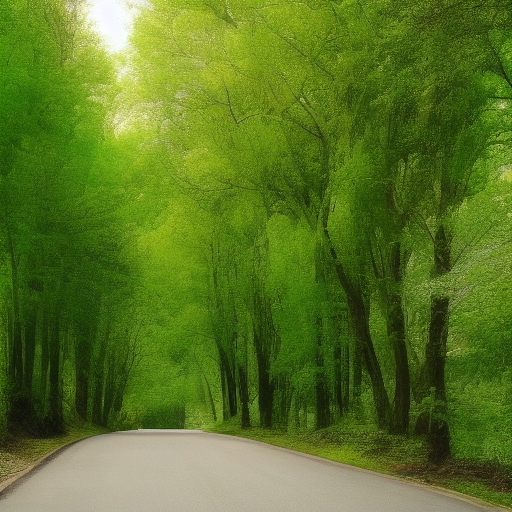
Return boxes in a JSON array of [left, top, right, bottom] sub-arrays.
[[0, 430, 501, 512]]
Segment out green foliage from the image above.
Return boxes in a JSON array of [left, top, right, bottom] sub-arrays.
[[119, 0, 511, 463], [1, 1, 510, 495]]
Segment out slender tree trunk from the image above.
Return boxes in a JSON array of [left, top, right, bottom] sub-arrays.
[[0, 308, 7, 438], [18, 305, 38, 429], [9, 275, 23, 392], [238, 364, 250, 428], [47, 313, 63, 434], [102, 388, 113, 426], [254, 329, 274, 428], [7, 307, 14, 383], [74, 325, 92, 421], [388, 294, 410, 434], [220, 358, 228, 421], [388, 242, 410, 434], [7, 305, 38, 429], [294, 395, 301, 429], [352, 335, 362, 403], [218, 345, 237, 419], [23, 306, 37, 395], [333, 342, 343, 419], [313, 238, 332, 430], [40, 310, 49, 408], [112, 386, 125, 417], [315, 318, 330, 430], [252, 284, 277, 429], [425, 224, 451, 462], [274, 375, 292, 427], [341, 338, 350, 413], [92, 323, 108, 426], [102, 354, 116, 426], [6, 231, 23, 393], [333, 312, 349, 417], [203, 372, 217, 423], [226, 359, 237, 419]]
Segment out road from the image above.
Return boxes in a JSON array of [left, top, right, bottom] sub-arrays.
[[0, 430, 501, 512]]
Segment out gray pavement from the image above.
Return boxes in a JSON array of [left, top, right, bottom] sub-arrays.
[[0, 430, 502, 511]]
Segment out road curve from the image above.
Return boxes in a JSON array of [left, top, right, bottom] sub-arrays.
[[0, 430, 501, 512]]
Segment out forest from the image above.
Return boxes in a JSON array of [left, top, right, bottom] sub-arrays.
[[0, 0, 511, 482]]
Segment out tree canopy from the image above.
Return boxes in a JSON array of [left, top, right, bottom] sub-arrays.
[[0, 0, 510, 469]]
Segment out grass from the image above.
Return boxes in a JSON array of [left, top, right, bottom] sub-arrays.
[[207, 420, 512, 510], [0, 424, 109, 485]]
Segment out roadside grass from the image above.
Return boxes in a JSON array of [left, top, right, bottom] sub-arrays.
[[207, 420, 512, 510], [0, 424, 109, 485]]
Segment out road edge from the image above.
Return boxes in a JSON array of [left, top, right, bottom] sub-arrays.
[[0, 434, 102, 498], [1, 429, 509, 511], [206, 431, 511, 512]]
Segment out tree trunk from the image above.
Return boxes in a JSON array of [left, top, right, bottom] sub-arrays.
[[23, 306, 37, 395], [352, 333, 362, 403], [333, 311, 349, 418], [203, 372, 217, 423], [388, 242, 410, 434], [275, 375, 292, 427], [47, 313, 63, 434], [425, 224, 451, 463], [252, 284, 277, 429], [315, 318, 330, 430], [220, 359, 228, 421], [102, 372, 114, 427], [327, 235, 391, 429], [388, 293, 410, 434], [333, 342, 343, 419], [112, 385, 125, 418], [92, 323, 108, 426], [74, 325, 92, 421], [324, 229, 390, 427], [313, 236, 333, 430], [254, 328, 274, 428], [350, 291, 391, 429], [218, 345, 237, 420], [7, 233, 23, 392], [11, 296, 23, 393], [294, 395, 301, 429], [341, 338, 350, 413], [238, 364, 250, 429], [20, 306, 38, 429], [40, 310, 49, 408], [7, 308, 14, 383]]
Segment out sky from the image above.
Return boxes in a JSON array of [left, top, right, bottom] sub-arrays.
[[86, 0, 137, 53]]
